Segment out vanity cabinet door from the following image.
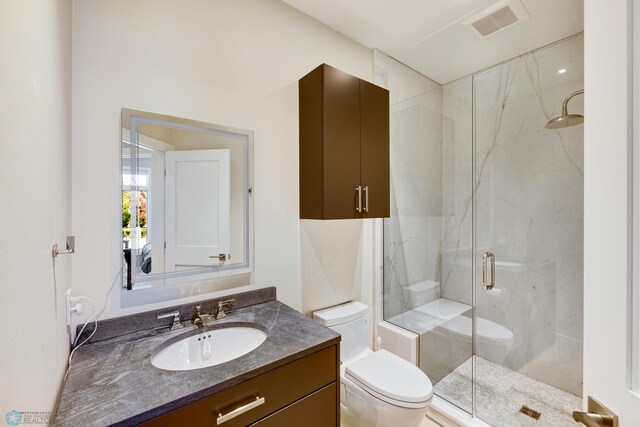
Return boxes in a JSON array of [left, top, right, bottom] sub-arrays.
[[360, 79, 390, 218], [140, 345, 338, 427], [248, 383, 337, 427]]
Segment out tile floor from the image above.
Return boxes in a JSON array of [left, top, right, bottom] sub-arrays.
[[341, 415, 441, 427], [420, 416, 443, 426], [434, 356, 582, 426]]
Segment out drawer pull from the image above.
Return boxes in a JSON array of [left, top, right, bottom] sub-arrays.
[[216, 396, 265, 425]]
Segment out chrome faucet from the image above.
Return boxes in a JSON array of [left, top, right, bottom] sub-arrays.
[[192, 305, 216, 328], [191, 299, 236, 328]]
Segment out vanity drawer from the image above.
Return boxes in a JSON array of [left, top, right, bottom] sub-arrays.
[[141, 345, 338, 427], [249, 383, 336, 427]]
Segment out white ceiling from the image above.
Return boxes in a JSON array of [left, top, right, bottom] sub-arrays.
[[282, 0, 583, 84]]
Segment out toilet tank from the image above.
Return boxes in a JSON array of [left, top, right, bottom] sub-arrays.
[[313, 301, 369, 363]]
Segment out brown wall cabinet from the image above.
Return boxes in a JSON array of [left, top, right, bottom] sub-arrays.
[[299, 64, 390, 219], [141, 345, 339, 427]]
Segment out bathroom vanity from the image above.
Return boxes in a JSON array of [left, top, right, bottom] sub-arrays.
[[54, 288, 340, 426], [142, 347, 337, 427], [53, 109, 343, 426]]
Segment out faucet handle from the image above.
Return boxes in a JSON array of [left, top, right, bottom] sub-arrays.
[[157, 310, 183, 331]]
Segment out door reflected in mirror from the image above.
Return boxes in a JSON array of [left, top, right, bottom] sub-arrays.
[[121, 108, 253, 292]]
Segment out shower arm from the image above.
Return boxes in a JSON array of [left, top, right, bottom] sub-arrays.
[[561, 89, 584, 116]]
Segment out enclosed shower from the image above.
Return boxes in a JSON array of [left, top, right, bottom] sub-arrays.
[[376, 33, 584, 426]]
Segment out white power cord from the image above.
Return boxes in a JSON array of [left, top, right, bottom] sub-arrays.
[[64, 269, 121, 381], [70, 296, 96, 344]]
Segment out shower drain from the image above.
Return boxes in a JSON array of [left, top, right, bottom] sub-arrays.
[[519, 405, 542, 420]]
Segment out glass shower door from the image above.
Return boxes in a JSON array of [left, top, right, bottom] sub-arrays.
[[472, 35, 584, 426], [377, 50, 475, 415]]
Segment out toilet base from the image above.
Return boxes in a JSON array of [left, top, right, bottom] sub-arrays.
[[340, 376, 431, 427]]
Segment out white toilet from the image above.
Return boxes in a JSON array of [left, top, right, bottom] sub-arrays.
[[313, 301, 433, 427]]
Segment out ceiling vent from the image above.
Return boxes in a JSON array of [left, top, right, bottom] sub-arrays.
[[466, 1, 531, 38]]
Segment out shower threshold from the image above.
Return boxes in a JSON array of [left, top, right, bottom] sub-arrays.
[[434, 357, 582, 426]]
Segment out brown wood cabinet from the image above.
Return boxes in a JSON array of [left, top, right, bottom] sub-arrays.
[[249, 383, 336, 427], [299, 64, 390, 219], [141, 345, 339, 427]]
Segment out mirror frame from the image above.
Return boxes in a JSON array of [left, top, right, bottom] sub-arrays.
[[120, 107, 254, 305]]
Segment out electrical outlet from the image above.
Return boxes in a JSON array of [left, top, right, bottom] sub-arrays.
[[66, 290, 85, 326]]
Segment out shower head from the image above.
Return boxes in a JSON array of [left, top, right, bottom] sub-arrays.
[[545, 114, 584, 129], [545, 89, 584, 129]]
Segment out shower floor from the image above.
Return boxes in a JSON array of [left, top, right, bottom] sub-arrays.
[[434, 357, 582, 427]]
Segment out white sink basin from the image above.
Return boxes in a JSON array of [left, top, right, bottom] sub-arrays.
[[151, 326, 267, 371]]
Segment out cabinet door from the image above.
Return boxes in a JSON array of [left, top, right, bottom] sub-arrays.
[[322, 65, 361, 219], [140, 346, 337, 427], [250, 383, 337, 427], [360, 80, 390, 218], [299, 65, 324, 219]]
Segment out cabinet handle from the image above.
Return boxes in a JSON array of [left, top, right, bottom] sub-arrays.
[[356, 186, 362, 213], [216, 396, 265, 425], [363, 186, 369, 213]]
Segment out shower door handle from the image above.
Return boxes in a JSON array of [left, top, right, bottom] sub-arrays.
[[482, 251, 495, 290]]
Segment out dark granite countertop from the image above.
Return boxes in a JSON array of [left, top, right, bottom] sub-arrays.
[[54, 298, 340, 426]]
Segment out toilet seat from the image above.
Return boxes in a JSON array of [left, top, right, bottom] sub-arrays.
[[344, 350, 433, 409]]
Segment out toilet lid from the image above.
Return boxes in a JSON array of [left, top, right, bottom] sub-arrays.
[[438, 315, 513, 344], [345, 350, 432, 406]]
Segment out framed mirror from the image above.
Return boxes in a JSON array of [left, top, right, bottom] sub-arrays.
[[121, 108, 253, 299]]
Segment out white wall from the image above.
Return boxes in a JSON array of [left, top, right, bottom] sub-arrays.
[[583, 0, 640, 423], [0, 0, 72, 417], [72, 0, 373, 319]]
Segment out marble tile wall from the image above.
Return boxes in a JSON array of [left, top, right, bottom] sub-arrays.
[[374, 50, 444, 320]]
